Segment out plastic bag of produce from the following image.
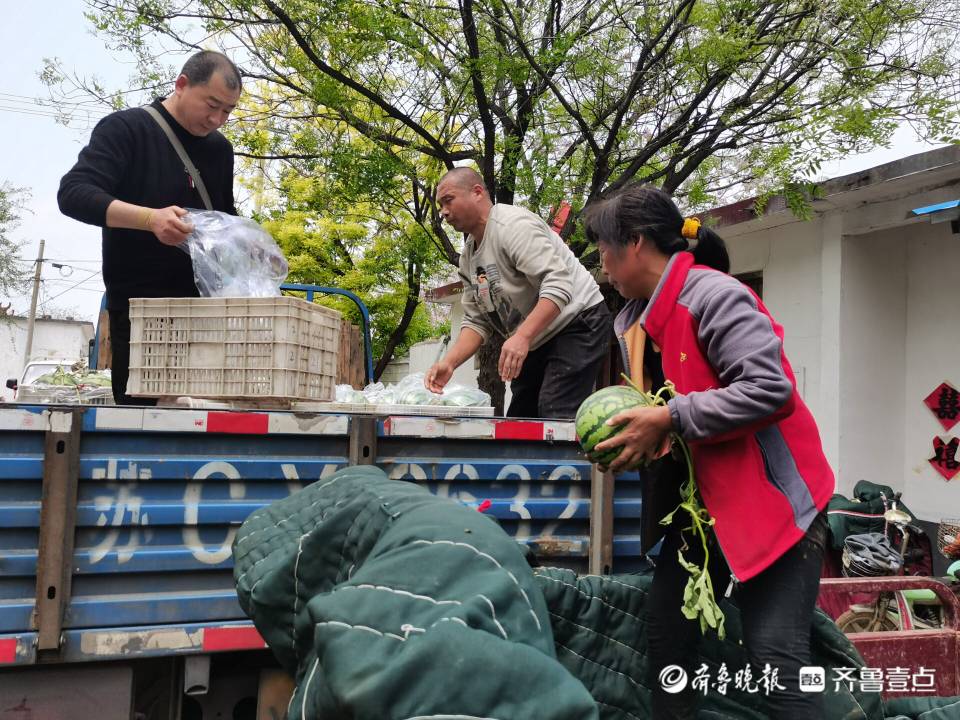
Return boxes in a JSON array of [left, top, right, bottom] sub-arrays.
[[355, 373, 491, 408], [335, 385, 367, 404], [440, 386, 491, 407], [393, 373, 443, 405], [179, 210, 288, 297]]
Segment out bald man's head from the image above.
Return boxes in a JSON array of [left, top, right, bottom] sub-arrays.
[[439, 167, 488, 194], [436, 167, 492, 237]]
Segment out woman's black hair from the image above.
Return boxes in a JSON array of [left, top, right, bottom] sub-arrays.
[[584, 184, 730, 273]]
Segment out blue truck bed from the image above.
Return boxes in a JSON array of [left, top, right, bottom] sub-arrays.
[[0, 404, 640, 667]]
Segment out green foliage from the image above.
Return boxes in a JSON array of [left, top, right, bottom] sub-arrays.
[[260, 139, 448, 364], [621, 375, 726, 640], [74, 0, 960, 212], [0, 184, 29, 296]]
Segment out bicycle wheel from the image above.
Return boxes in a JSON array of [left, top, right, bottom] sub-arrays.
[[836, 607, 899, 633]]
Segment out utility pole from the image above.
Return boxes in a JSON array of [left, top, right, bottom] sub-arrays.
[[23, 239, 44, 365]]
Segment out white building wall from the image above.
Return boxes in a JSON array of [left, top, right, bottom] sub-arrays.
[[726, 195, 960, 520], [837, 227, 908, 497], [726, 218, 830, 441], [902, 223, 960, 522]]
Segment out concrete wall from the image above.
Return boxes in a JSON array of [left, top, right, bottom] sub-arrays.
[[902, 222, 960, 522], [726, 218, 830, 449], [838, 227, 908, 497]]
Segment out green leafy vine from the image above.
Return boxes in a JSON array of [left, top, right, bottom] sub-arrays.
[[620, 374, 727, 639]]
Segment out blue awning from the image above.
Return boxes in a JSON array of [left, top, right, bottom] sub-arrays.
[[911, 199, 960, 217], [910, 199, 960, 226]]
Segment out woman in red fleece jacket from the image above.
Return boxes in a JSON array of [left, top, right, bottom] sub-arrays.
[[585, 185, 834, 720]]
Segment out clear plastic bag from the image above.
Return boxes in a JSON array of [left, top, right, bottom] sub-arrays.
[[360, 373, 491, 408], [393, 373, 443, 405], [333, 373, 492, 408], [439, 385, 491, 408], [335, 384, 367, 404], [361, 382, 397, 405], [180, 210, 288, 297]]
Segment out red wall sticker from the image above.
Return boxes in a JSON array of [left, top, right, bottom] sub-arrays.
[[924, 382, 960, 432], [929, 436, 960, 481]]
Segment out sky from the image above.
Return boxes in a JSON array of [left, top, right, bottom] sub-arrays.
[[0, 3, 191, 323], [0, 2, 945, 324]]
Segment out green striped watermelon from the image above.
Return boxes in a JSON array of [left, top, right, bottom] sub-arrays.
[[575, 385, 650, 465]]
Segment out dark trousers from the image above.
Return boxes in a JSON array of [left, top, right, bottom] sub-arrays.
[[107, 307, 156, 406], [647, 511, 829, 719], [507, 301, 613, 419]]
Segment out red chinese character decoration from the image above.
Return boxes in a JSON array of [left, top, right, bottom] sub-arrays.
[[925, 382, 960, 432], [929, 436, 960, 481]]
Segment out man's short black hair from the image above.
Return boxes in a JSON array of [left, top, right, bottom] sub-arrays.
[[180, 51, 242, 91]]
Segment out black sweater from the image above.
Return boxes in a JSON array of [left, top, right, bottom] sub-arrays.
[[58, 99, 235, 310]]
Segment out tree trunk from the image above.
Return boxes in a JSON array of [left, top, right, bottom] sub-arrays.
[[476, 335, 506, 415], [373, 262, 421, 381]]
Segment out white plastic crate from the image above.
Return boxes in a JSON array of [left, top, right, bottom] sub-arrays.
[[127, 297, 342, 401]]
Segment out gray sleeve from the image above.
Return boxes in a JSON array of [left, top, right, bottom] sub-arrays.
[[668, 283, 794, 442], [457, 268, 493, 342], [504, 217, 574, 311]]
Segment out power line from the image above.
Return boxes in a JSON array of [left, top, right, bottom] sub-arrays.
[[0, 92, 111, 108], [0, 104, 110, 122], [41, 285, 104, 294], [13, 257, 101, 264], [0, 93, 112, 111], [44, 274, 103, 282], [41, 270, 102, 305], [43, 280, 104, 289], [0, 82, 168, 110]]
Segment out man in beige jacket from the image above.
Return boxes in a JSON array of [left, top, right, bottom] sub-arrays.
[[426, 168, 611, 418]]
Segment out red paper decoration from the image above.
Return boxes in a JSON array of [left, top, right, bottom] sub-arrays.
[[925, 382, 960, 432], [929, 436, 960, 481]]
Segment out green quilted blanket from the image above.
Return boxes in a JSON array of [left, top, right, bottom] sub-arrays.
[[234, 465, 597, 719], [235, 466, 959, 719]]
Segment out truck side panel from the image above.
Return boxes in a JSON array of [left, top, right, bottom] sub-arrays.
[[0, 406, 643, 665]]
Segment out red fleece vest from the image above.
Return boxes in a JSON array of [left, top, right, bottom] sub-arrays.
[[644, 253, 835, 581]]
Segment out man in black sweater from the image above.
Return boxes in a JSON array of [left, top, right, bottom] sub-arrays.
[[58, 50, 242, 404]]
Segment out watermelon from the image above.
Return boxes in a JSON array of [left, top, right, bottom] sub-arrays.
[[575, 385, 651, 465]]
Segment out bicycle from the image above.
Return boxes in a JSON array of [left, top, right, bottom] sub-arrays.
[[835, 492, 945, 633]]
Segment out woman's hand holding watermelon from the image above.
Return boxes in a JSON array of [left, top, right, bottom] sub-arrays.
[[592, 404, 673, 471]]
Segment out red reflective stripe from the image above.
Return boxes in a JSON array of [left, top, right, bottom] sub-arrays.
[[202, 626, 266, 651], [0, 638, 16, 664], [494, 421, 544, 441], [206, 412, 269, 435]]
